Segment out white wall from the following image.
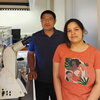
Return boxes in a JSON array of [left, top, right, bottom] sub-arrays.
[[65, 0, 98, 48], [54, 0, 99, 48], [0, 0, 51, 36], [0, 0, 99, 49], [0, 11, 39, 36], [97, 0, 100, 49], [0, 0, 66, 36], [54, 0, 66, 31]]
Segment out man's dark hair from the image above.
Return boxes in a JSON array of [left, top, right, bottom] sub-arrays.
[[40, 10, 56, 20]]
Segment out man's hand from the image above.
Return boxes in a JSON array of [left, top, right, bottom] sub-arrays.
[[28, 71, 38, 80]]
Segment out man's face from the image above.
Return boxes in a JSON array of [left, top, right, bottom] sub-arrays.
[[41, 13, 56, 31]]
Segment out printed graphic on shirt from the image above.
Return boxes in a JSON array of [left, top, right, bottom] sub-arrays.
[[65, 58, 89, 85]]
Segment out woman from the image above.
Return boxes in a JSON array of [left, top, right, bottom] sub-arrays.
[[53, 18, 100, 100]]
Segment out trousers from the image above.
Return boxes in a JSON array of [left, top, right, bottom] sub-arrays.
[[35, 80, 56, 100]]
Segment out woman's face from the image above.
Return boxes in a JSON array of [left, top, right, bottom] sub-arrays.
[[72, 61, 78, 68], [67, 22, 83, 44]]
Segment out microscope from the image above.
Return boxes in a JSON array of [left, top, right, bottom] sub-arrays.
[[0, 37, 31, 99]]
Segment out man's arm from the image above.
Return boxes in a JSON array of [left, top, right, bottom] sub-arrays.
[[27, 51, 37, 80]]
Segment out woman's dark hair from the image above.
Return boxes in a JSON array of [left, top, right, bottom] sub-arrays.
[[64, 18, 87, 48], [40, 10, 56, 20], [69, 59, 81, 67]]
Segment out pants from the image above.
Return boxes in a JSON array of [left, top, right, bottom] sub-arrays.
[[35, 80, 56, 100]]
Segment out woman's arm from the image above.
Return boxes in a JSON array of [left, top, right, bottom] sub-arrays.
[[53, 62, 63, 100], [87, 69, 100, 100]]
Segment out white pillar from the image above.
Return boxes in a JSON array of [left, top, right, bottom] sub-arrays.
[[54, 0, 66, 31], [65, 0, 74, 20], [46, 0, 53, 10]]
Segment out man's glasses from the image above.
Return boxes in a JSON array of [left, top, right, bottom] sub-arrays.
[[41, 18, 54, 22]]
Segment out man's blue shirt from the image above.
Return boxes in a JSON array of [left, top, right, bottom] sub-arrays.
[[28, 29, 65, 83]]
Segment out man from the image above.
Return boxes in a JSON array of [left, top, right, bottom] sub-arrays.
[[28, 10, 65, 100]]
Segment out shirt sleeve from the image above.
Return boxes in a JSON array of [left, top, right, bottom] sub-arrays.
[[53, 45, 61, 63], [94, 49, 100, 69], [28, 35, 35, 52]]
